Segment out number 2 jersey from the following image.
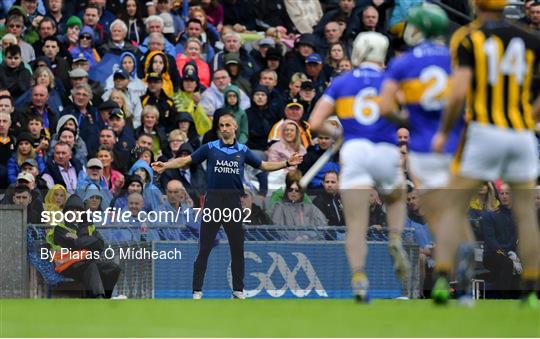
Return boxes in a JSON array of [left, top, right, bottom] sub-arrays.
[[384, 41, 462, 154], [322, 64, 397, 145]]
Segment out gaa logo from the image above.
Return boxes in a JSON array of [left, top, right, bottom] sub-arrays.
[[228, 251, 328, 298]]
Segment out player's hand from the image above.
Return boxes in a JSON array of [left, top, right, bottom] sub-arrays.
[[151, 161, 168, 174], [288, 153, 304, 166], [431, 132, 447, 154]]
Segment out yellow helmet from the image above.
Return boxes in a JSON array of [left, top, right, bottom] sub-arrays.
[[475, 0, 507, 11]]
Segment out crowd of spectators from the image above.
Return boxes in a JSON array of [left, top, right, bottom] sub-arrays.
[[0, 0, 538, 234]]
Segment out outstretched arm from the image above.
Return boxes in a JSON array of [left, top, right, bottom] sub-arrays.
[[152, 156, 193, 173], [260, 152, 304, 172]]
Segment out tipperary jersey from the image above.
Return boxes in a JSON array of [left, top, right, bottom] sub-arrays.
[[384, 41, 462, 153], [322, 64, 397, 144]]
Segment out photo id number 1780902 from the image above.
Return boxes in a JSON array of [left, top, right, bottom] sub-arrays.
[[183, 208, 251, 223]]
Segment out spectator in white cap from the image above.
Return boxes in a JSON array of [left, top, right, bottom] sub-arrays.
[[16, 171, 36, 189], [0, 170, 44, 224], [20, 158, 48, 192], [159, 12, 176, 40], [156, 0, 184, 36], [76, 157, 113, 207]]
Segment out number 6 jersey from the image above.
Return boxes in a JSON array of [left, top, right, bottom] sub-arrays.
[[321, 63, 398, 145]]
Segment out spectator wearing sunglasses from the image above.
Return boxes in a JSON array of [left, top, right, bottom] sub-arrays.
[[271, 169, 327, 227], [70, 26, 101, 67]]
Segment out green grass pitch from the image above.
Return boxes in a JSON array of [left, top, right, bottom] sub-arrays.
[[1, 299, 539, 337]]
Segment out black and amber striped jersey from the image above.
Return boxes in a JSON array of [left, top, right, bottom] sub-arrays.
[[450, 19, 540, 130]]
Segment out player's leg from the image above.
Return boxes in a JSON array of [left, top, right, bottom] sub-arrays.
[[422, 188, 476, 303], [341, 185, 371, 302], [432, 175, 481, 303], [383, 185, 410, 285], [192, 214, 222, 297], [222, 217, 245, 298], [372, 143, 410, 285], [504, 130, 540, 306], [509, 181, 540, 306], [339, 140, 376, 302], [432, 123, 504, 303]]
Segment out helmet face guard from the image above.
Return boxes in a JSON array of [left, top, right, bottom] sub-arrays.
[[403, 23, 424, 46]]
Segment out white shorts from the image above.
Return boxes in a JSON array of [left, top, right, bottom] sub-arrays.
[[339, 139, 402, 192], [409, 152, 452, 189], [457, 122, 539, 182]]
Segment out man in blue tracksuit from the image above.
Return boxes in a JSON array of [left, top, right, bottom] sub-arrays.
[[153, 112, 303, 299]]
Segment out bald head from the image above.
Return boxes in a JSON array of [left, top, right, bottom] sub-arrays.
[[128, 192, 144, 215], [166, 179, 186, 206], [32, 84, 49, 107], [362, 6, 379, 31]]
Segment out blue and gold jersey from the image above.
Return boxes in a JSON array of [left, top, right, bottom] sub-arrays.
[[322, 64, 397, 144], [384, 41, 462, 153]]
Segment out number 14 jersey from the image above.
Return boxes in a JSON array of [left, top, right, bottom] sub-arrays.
[[451, 19, 540, 132]]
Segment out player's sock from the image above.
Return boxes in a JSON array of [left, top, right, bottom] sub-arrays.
[[388, 234, 411, 284], [432, 269, 450, 305], [351, 270, 369, 303]]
